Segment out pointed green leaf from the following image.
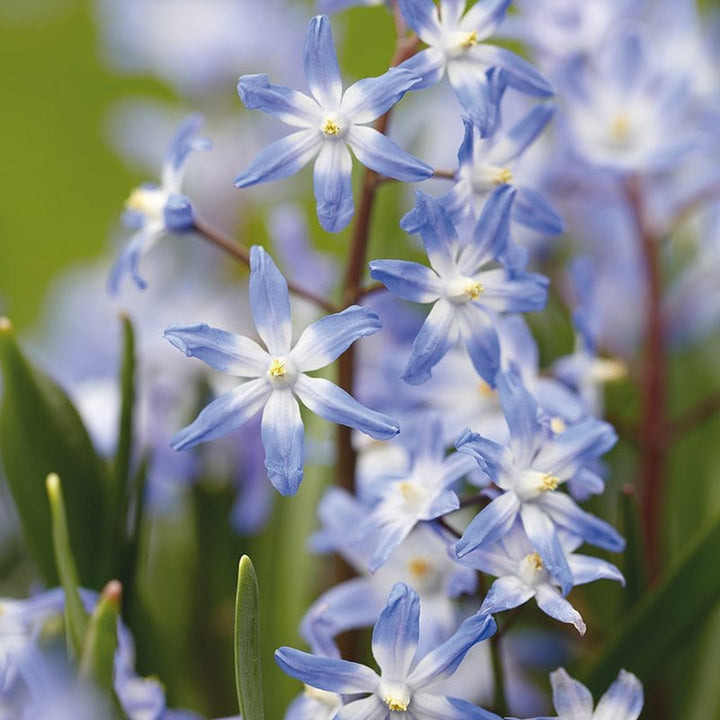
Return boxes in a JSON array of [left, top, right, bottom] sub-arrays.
[[46, 472, 88, 658], [235, 555, 265, 720], [113, 314, 136, 531], [79, 580, 122, 688], [580, 513, 720, 694], [0, 317, 109, 586]]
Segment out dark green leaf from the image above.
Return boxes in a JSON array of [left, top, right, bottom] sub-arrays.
[[46, 472, 88, 658], [235, 555, 264, 720], [79, 580, 122, 689], [0, 317, 109, 587], [580, 513, 720, 694]]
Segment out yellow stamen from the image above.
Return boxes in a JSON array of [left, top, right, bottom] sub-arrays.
[[464, 280, 484, 300], [493, 167, 514, 185], [610, 113, 631, 142], [478, 380, 495, 398], [529, 552, 543, 571], [408, 558, 430, 579], [321, 118, 341, 136], [125, 188, 147, 212], [268, 358, 287, 378], [550, 417, 566, 435], [461, 30, 478, 48], [538, 473, 559, 492], [386, 696, 409, 712]]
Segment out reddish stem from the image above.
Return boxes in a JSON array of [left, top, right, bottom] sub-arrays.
[[626, 176, 665, 583]]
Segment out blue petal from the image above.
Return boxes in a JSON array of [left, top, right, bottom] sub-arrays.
[[313, 140, 354, 232], [163, 194, 195, 232], [304, 15, 343, 108], [342, 68, 422, 124], [170, 379, 271, 450], [533, 418, 616, 479], [408, 612, 496, 687], [440, 0, 467, 26], [568, 554, 625, 587], [398, 0, 441, 44], [234, 130, 321, 187], [402, 299, 457, 385], [371, 583, 420, 680], [162, 114, 211, 189], [457, 305, 501, 386], [519, 503, 573, 594], [164, 323, 269, 376], [261, 389, 305, 496], [291, 305, 382, 372], [401, 192, 459, 277], [497, 371, 541, 469], [492, 104, 555, 164], [480, 576, 535, 615], [413, 693, 502, 720], [550, 668, 595, 719], [275, 647, 378, 693], [461, 0, 513, 35], [538, 492, 625, 553], [369, 259, 443, 303], [455, 428, 512, 480], [108, 228, 156, 295], [457, 184, 515, 273], [347, 125, 433, 182], [335, 696, 386, 720], [399, 47, 447, 89], [594, 670, 644, 720], [301, 578, 381, 657], [455, 492, 521, 558], [514, 187, 564, 235], [249, 245, 292, 356], [534, 584, 585, 634], [472, 44, 554, 97], [237, 74, 320, 127], [477, 269, 549, 313], [446, 63, 500, 131], [294, 374, 399, 440]]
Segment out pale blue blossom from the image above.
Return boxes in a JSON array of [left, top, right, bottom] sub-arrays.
[[235, 15, 432, 232], [165, 246, 399, 496]]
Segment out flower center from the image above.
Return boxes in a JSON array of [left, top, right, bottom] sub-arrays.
[[446, 276, 485, 304], [125, 186, 166, 220], [408, 557, 430, 580], [397, 481, 428, 512], [379, 681, 411, 712], [321, 116, 344, 137], [266, 357, 297, 387], [471, 164, 514, 194], [519, 552, 546, 585], [610, 113, 631, 142], [268, 358, 287, 378], [538, 473, 559, 492], [550, 417, 566, 435], [460, 30, 478, 49]]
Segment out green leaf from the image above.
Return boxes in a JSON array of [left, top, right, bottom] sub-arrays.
[[620, 484, 646, 608], [46, 472, 88, 658], [79, 580, 122, 689], [0, 317, 109, 587], [580, 512, 720, 694], [235, 555, 265, 720], [113, 314, 136, 535]]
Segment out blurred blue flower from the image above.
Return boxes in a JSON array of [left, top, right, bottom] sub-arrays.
[[276, 582, 500, 719], [462, 521, 624, 635], [370, 189, 548, 386], [235, 15, 432, 233], [165, 245, 399, 495], [512, 667, 643, 720], [109, 115, 210, 294], [398, 0, 552, 127], [454, 371, 623, 594]]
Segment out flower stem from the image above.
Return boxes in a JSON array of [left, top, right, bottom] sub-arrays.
[[490, 630, 509, 716], [626, 175, 665, 583], [193, 217, 338, 314]]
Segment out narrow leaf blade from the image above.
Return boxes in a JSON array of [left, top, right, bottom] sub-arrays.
[[235, 555, 265, 720]]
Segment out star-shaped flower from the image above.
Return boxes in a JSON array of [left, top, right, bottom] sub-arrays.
[[235, 15, 432, 233], [165, 245, 399, 495]]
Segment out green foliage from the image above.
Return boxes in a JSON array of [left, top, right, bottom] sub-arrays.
[[0, 317, 110, 587], [235, 555, 265, 720]]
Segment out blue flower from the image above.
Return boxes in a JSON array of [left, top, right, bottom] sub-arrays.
[[234, 15, 432, 233], [397, 0, 552, 126], [454, 371, 624, 594], [276, 582, 500, 719], [165, 246, 399, 496], [441, 109, 564, 240], [511, 667, 644, 720], [109, 115, 210, 294], [370, 189, 548, 386], [461, 521, 624, 635]]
